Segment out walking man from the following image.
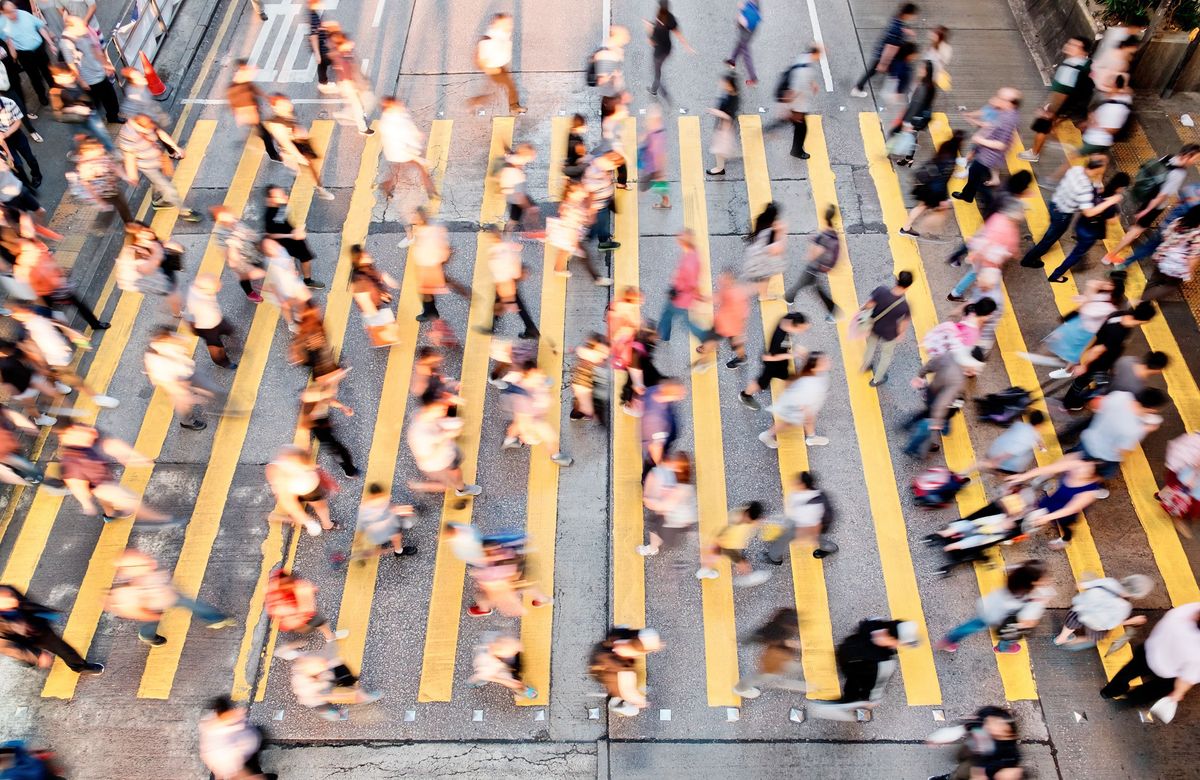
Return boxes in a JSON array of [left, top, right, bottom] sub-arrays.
[[185, 273, 237, 369], [378, 96, 436, 200], [726, 0, 762, 86], [59, 14, 120, 124], [0, 1, 56, 107], [851, 3, 917, 97], [644, 0, 693, 103], [953, 88, 1022, 205], [1101, 601, 1200, 711], [118, 115, 202, 222], [226, 60, 281, 162], [107, 549, 230, 646], [468, 13, 524, 114], [0, 585, 103, 675]]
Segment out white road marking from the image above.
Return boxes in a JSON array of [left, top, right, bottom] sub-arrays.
[[248, 0, 339, 83], [372, 0, 386, 28], [601, 0, 610, 45], [182, 98, 344, 104], [804, 0, 835, 92]]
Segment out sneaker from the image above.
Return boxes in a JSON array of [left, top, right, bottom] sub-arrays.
[[92, 395, 119, 409], [695, 567, 720, 580], [898, 227, 919, 238], [869, 375, 887, 387], [316, 187, 335, 201], [1017, 150, 1039, 162], [952, 169, 968, 180], [598, 241, 621, 251], [594, 277, 613, 287], [179, 418, 207, 431], [850, 87, 869, 98], [206, 618, 235, 630], [305, 278, 326, 290], [467, 604, 493, 617], [139, 634, 168, 646], [946, 292, 965, 302], [550, 452, 574, 467], [725, 357, 745, 369], [359, 689, 384, 704], [706, 168, 726, 176], [319, 706, 349, 721], [305, 519, 322, 536], [569, 410, 586, 420], [79, 662, 104, 675], [735, 686, 762, 699], [758, 430, 778, 449], [739, 392, 761, 411], [397, 236, 412, 249], [33, 414, 56, 426], [621, 403, 643, 418], [455, 484, 482, 497], [805, 435, 829, 447], [1048, 368, 1073, 380], [93, 321, 111, 330], [522, 686, 538, 699], [636, 544, 659, 557], [394, 545, 418, 556], [29, 131, 43, 143], [246, 291, 264, 303], [935, 639, 958, 653], [1095, 488, 1110, 500], [609, 700, 640, 717], [54, 381, 73, 394], [359, 128, 376, 136], [487, 377, 510, 390], [317, 82, 338, 94], [502, 436, 522, 449], [150, 197, 168, 209], [994, 643, 1022, 655], [1019, 258, 1045, 269], [180, 209, 202, 223]]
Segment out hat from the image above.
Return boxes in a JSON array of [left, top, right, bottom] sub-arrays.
[[1117, 574, 1154, 599], [896, 620, 920, 647]]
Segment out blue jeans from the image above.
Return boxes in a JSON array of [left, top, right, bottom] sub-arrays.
[[1120, 201, 1190, 268], [950, 266, 977, 298], [903, 410, 937, 458], [1022, 203, 1073, 265], [658, 299, 706, 342], [1048, 222, 1103, 280], [83, 112, 115, 153], [137, 596, 227, 640], [946, 616, 1017, 651]]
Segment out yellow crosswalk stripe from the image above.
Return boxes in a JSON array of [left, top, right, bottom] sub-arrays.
[[610, 118, 647, 685], [677, 115, 740, 707], [1054, 122, 1200, 604], [737, 115, 839, 700], [516, 116, 570, 706], [847, 115, 941, 705], [417, 118, 513, 702], [864, 115, 1037, 700], [328, 120, 456, 688], [930, 115, 1130, 676], [40, 130, 263, 699], [0, 120, 217, 595], [136, 120, 337, 699]]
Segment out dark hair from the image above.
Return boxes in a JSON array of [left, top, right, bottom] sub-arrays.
[[1006, 559, 1046, 597], [918, 58, 935, 89], [657, 0, 671, 23], [1027, 410, 1046, 426], [1005, 170, 1033, 195], [1179, 202, 1200, 230], [822, 204, 838, 226], [1143, 350, 1169, 370], [1103, 172, 1130, 197], [753, 608, 800, 643], [899, 2, 918, 15], [367, 482, 385, 496], [1180, 143, 1200, 157], [966, 297, 998, 318], [234, 58, 249, 68], [1135, 387, 1167, 409], [745, 500, 765, 520], [784, 311, 808, 326], [209, 696, 234, 715], [934, 130, 965, 162], [1131, 300, 1157, 322], [1118, 35, 1140, 49], [751, 202, 779, 240], [1068, 36, 1091, 54], [896, 270, 914, 288], [932, 25, 949, 46], [799, 470, 817, 489], [1114, 74, 1126, 89]]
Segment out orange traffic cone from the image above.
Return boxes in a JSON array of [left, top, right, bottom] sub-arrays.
[[139, 51, 171, 101]]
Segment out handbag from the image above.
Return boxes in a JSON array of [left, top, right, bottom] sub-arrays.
[[850, 294, 904, 340]]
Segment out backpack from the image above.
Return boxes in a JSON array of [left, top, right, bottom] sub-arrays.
[[773, 63, 805, 102], [911, 467, 970, 508], [585, 49, 602, 87], [1131, 155, 1172, 206], [1095, 98, 1135, 143], [740, 0, 762, 32], [1060, 59, 1094, 119], [975, 386, 1034, 426], [922, 321, 972, 360]]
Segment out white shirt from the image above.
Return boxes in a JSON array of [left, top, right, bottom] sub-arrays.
[[407, 410, 460, 472], [488, 241, 523, 283], [477, 27, 512, 70], [1145, 602, 1200, 683], [1082, 96, 1131, 147], [25, 315, 71, 367], [785, 489, 824, 529], [380, 108, 424, 163], [144, 347, 194, 388], [786, 62, 817, 113], [185, 286, 223, 330]]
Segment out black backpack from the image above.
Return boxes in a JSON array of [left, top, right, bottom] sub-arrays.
[[773, 63, 805, 102]]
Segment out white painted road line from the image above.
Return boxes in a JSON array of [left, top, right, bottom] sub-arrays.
[[372, 0, 386, 27], [805, 0, 835, 91]]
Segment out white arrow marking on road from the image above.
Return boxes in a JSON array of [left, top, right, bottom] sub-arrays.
[[804, 0, 835, 91]]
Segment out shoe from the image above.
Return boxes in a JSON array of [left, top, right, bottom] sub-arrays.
[[304, 278, 326, 289], [531, 597, 553, 607], [206, 618, 235, 630], [735, 687, 762, 699], [1095, 488, 1110, 500], [487, 377, 509, 390], [518, 330, 539, 340], [246, 291, 264, 303], [305, 519, 322, 536], [706, 168, 726, 176], [343, 464, 360, 477], [598, 241, 620, 251], [952, 169, 968, 180], [30, 176, 41, 189], [25, 111, 36, 120], [569, 410, 586, 420], [54, 381, 72, 394], [1048, 368, 1073, 380], [397, 236, 412, 249], [394, 545, 418, 557], [805, 435, 829, 447], [695, 567, 719, 579], [359, 689, 384, 705], [994, 643, 1022, 654], [467, 604, 493, 617], [869, 375, 887, 387], [951, 191, 968, 201], [502, 436, 522, 449], [319, 706, 349, 721], [739, 392, 761, 411], [758, 430, 778, 448], [556, 270, 572, 278], [92, 321, 111, 331], [792, 151, 811, 160], [1020, 258, 1045, 269], [317, 82, 338, 94], [180, 209, 202, 223], [621, 403, 642, 418], [92, 395, 119, 409], [29, 131, 42, 143], [1017, 150, 1039, 162], [609, 700, 640, 717], [636, 544, 659, 557], [455, 484, 482, 497], [359, 128, 376, 136], [935, 639, 957, 653], [259, 10, 268, 19], [948, 256, 963, 268], [139, 634, 168, 646], [33, 412, 58, 427], [745, 79, 758, 86], [550, 452, 574, 467], [522, 686, 538, 699], [316, 187, 335, 201], [946, 292, 964, 302], [79, 662, 104, 675], [898, 227, 919, 238], [594, 277, 613, 287], [850, 87, 869, 98], [179, 418, 207, 431], [726, 357, 745, 369], [510, 105, 527, 115]]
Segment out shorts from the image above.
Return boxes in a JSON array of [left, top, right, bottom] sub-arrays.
[[363, 518, 402, 546], [193, 319, 233, 345], [1077, 142, 1111, 157], [1136, 208, 1164, 229], [756, 360, 791, 388], [298, 485, 328, 504]]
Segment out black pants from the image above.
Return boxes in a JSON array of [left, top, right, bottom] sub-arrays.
[[103, 191, 134, 224], [6, 128, 40, 185], [256, 122, 282, 161], [790, 112, 808, 157], [854, 56, 882, 91], [316, 54, 331, 85], [87, 78, 122, 123], [16, 45, 53, 105], [651, 52, 671, 102], [838, 659, 878, 704], [493, 290, 539, 337], [29, 624, 92, 672], [3, 83, 35, 133], [1062, 370, 1103, 410], [1101, 644, 1176, 704], [45, 292, 104, 329], [311, 420, 356, 474], [956, 160, 991, 204]]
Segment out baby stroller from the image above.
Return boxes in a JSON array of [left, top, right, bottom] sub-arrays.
[[923, 488, 1037, 577], [975, 386, 1034, 426], [911, 467, 971, 509]]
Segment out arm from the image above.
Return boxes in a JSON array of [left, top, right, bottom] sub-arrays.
[[1137, 193, 1168, 218], [877, 43, 899, 71], [101, 437, 153, 467], [673, 29, 696, 54], [1080, 193, 1121, 218], [39, 25, 55, 55], [1072, 343, 1107, 375], [1036, 492, 1097, 526], [969, 131, 1008, 151], [1170, 678, 1194, 703], [123, 151, 139, 182]]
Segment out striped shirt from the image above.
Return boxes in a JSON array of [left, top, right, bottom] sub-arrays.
[[1052, 165, 1097, 214], [582, 160, 615, 208], [118, 122, 166, 169]]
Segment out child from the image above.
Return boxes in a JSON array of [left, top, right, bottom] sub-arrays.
[[352, 483, 417, 560]]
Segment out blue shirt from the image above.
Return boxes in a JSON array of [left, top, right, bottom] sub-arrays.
[[640, 387, 677, 453], [874, 16, 909, 58], [0, 10, 44, 51]]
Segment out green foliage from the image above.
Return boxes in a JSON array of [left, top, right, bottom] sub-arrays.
[[1099, 0, 1200, 31], [1174, 0, 1200, 30]]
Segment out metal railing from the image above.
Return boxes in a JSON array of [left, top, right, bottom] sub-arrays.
[[105, 0, 186, 84]]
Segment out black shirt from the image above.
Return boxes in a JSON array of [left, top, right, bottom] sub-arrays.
[[1085, 313, 1132, 375], [838, 619, 901, 666], [717, 91, 740, 118], [0, 354, 32, 392], [264, 204, 293, 237], [766, 322, 791, 357], [868, 285, 910, 341], [651, 12, 677, 57]]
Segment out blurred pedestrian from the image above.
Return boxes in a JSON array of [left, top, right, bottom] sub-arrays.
[[468, 12, 524, 114], [589, 627, 663, 717], [764, 470, 838, 564], [107, 549, 229, 646], [1054, 574, 1152, 650], [695, 270, 749, 370], [696, 500, 767, 583], [786, 204, 840, 319], [741, 201, 786, 300], [265, 569, 345, 646], [378, 96, 435, 200], [725, 0, 761, 85], [118, 114, 202, 222], [143, 326, 217, 431], [0, 1, 56, 107], [937, 560, 1053, 654], [0, 584, 102, 675], [284, 643, 381, 721], [58, 421, 178, 524], [900, 132, 961, 237], [199, 697, 274, 780], [706, 72, 739, 175], [468, 632, 536, 700], [637, 104, 669, 208], [406, 389, 481, 497], [758, 352, 831, 448], [738, 312, 809, 411], [298, 382, 358, 477], [952, 88, 1021, 205], [639, 377, 684, 478], [264, 93, 334, 200], [264, 185, 324, 288], [926, 706, 1023, 780], [658, 229, 708, 342], [1100, 601, 1200, 714], [733, 608, 805, 698], [851, 2, 917, 96], [185, 273, 237, 369], [266, 444, 339, 536], [644, 0, 693, 104], [352, 482, 416, 560], [810, 618, 919, 718], [226, 59, 281, 162], [637, 449, 696, 557]]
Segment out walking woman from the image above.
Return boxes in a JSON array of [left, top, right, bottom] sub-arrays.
[[741, 201, 787, 300], [644, 0, 694, 104], [264, 94, 334, 201], [636, 450, 698, 557], [637, 104, 670, 209], [758, 352, 831, 448], [707, 72, 740, 176], [733, 608, 805, 699], [889, 58, 937, 167], [899, 131, 961, 237]]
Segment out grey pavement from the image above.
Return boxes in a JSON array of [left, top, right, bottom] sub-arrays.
[[0, 0, 1198, 777]]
